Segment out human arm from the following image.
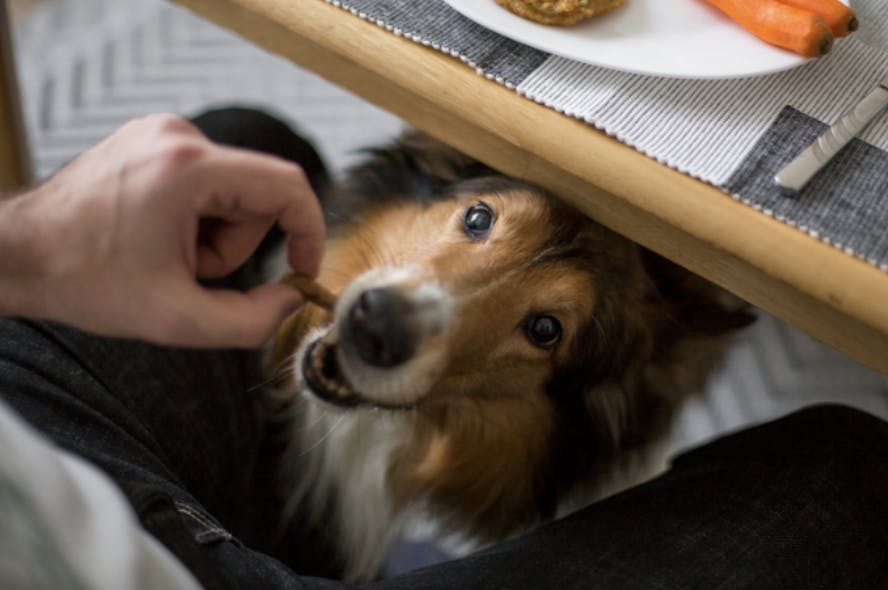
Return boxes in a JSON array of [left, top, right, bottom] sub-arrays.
[[0, 114, 325, 347]]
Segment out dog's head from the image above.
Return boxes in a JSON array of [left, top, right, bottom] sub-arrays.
[[272, 176, 751, 540]]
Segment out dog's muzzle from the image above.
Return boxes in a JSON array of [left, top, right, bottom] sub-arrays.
[[298, 268, 454, 409]]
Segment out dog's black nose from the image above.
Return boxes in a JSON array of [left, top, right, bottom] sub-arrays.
[[344, 288, 418, 368]]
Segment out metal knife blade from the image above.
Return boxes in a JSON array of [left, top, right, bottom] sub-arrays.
[[775, 81, 888, 192]]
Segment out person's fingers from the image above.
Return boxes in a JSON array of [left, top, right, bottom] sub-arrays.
[[286, 232, 325, 277], [195, 216, 276, 279], [167, 283, 304, 348], [134, 113, 204, 139], [186, 146, 326, 274]]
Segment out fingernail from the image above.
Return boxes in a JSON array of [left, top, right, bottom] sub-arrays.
[[288, 238, 323, 276], [282, 291, 304, 317]]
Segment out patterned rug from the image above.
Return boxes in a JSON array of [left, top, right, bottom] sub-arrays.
[[12, 0, 405, 179], [11, 0, 888, 574]]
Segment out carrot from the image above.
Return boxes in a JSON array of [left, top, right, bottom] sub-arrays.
[[704, 0, 834, 58], [775, 0, 858, 37]]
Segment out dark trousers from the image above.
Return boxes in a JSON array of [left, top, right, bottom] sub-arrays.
[[2, 109, 886, 589]]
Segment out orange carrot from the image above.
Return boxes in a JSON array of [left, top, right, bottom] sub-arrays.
[[704, 0, 834, 57], [776, 0, 858, 37]]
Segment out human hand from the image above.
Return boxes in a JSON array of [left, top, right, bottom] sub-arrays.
[[0, 114, 325, 347]]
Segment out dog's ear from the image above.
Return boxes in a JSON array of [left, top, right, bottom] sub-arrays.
[[575, 251, 754, 452], [637, 250, 755, 402]]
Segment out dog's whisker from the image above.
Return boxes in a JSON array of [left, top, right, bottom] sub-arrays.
[[297, 414, 346, 457], [248, 355, 297, 393], [247, 377, 275, 394], [297, 413, 346, 457], [247, 369, 289, 393], [288, 407, 329, 434]]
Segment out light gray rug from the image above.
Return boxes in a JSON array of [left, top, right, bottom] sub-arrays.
[[12, 0, 406, 179], [11, 0, 888, 573]]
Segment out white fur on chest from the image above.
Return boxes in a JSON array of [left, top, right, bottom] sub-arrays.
[[287, 396, 411, 582]]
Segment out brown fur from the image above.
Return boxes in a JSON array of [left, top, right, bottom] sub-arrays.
[[270, 131, 753, 572]]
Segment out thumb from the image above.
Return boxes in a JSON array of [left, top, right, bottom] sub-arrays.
[[182, 283, 304, 348]]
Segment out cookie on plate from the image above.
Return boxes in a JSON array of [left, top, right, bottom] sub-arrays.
[[495, 0, 625, 26]]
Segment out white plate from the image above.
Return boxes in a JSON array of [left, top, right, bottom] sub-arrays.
[[443, 0, 821, 78]]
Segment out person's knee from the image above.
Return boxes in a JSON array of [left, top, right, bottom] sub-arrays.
[[749, 404, 888, 498], [781, 403, 888, 455], [677, 403, 888, 474]]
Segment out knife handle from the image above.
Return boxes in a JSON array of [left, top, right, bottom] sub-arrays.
[[775, 84, 888, 192]]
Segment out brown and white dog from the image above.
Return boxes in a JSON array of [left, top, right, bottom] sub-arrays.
[[267, 132, 752, 582]]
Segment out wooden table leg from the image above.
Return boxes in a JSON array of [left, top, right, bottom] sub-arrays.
[[0, 0, 32, 193]]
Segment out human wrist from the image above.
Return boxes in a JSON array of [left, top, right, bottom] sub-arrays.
[[0, 187, 59, 318]]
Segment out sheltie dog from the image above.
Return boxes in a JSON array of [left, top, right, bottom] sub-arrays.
[[267, 131, 752, 582]]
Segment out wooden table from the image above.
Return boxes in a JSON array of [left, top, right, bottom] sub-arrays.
[[0, 0, 31, 193], [3, 0, 887, 374]]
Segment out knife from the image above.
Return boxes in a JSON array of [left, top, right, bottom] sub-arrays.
[[775, 80, 888, 192]]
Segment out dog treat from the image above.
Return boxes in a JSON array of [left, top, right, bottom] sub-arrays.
[[282, 274, 337, 311], [495, 0, 625, 26]]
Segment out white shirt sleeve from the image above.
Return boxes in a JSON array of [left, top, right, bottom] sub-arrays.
[[0, 399, 202, 590]]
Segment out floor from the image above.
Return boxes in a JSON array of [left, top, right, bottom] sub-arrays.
[[9, 0, 406, 179], [9, 0, 888, 575]]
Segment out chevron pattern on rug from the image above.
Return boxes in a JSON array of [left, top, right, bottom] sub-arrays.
[[672, 311, 888, 450], [12, 0, 405, 180], [12, 0, 888, 467]]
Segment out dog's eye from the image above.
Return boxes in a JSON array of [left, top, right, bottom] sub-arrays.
[[463, 202, 494, 240], [525, 315, 562, 349]]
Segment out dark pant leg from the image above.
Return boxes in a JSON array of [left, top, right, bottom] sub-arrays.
[[5, 326, 884, 590], [0, 107, 347, 588], [373, 405, 888, 590], [0, 318, 328, 588]]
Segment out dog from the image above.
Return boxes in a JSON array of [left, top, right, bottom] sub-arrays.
[[266, 131, 753, 582]]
